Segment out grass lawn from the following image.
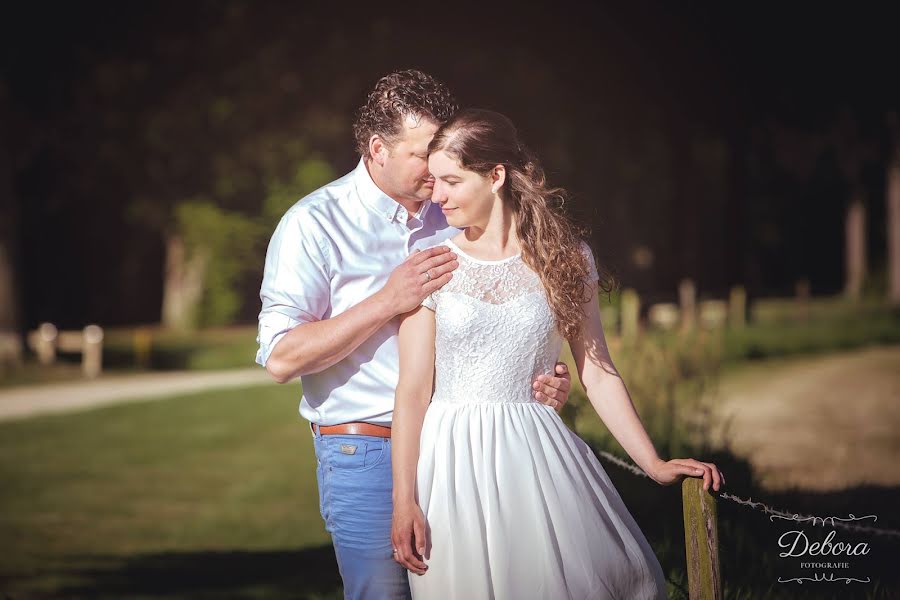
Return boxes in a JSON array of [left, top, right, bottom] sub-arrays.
[[3, 376, 898, 598], [0, 383, 343, 599]]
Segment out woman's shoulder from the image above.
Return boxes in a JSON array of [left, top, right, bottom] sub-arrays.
[[427, 237, 456, 253], [577, 240, 600, 282]]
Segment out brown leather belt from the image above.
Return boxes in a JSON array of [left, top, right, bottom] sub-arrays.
[[310, 421, 392, 438]]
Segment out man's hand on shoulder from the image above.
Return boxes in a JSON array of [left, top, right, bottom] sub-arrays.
[[379, 246, 458, 315]]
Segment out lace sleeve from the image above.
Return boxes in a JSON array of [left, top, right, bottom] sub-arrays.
[[422, 291, 437, 311], [581, 241, 599, 283], [421, 241, 453, 311]]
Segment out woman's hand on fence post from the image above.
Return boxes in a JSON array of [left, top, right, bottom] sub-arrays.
[[648, 458, 724, 492]]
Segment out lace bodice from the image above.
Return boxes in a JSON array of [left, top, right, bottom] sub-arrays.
[[422, 238, 597, 405]]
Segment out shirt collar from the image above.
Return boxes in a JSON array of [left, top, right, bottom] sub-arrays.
[[353, 157, 431, 224], [354, 157, 403, 222], [416, 198, 434, 222]]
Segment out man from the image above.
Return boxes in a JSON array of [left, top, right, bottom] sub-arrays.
[[256, 70, 572, 599]]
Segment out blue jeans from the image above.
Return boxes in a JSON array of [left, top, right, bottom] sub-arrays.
[[312, 425, 412, 600]]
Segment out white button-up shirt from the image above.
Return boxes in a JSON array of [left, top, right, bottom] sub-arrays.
[[256, 158, 460, 426]]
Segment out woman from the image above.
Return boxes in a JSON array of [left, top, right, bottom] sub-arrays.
[[390, 108, 723, 599]]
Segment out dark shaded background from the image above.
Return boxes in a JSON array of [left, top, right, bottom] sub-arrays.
[[2, 0, 898, 329]]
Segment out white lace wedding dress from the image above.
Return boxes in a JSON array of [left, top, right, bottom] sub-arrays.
[[409, 238, 668, 600]]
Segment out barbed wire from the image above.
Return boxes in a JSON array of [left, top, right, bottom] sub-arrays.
[[598, 450, 652, 479], [596, 450, 900, 540]]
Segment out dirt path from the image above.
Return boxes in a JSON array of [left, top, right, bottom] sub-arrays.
[[0, 368, 274, 422], [707, 345, 900, 492]]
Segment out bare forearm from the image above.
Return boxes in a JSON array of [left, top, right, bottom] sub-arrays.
[[266, 291, 396, 382], [391, 388, 430, 504], [583, 373, 662, 475]]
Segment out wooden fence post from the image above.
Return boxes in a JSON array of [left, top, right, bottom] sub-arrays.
[[134, 327, 153, 369], [620, 288, 640, 341], [698, 300, 728, 329], [648, 303, 679, 331], [35, 322, 58, 365], [682, 477, 722, 599], [728, 285, 746, 329], [0, 332, 23, 370], [82, 324, 103, 378], [679, 278, 697, 333]]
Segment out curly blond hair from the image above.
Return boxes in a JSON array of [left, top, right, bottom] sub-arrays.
[[428, 109, 616, 339]]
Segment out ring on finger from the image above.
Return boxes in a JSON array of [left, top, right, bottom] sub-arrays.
[[423, 270, 432, 282]]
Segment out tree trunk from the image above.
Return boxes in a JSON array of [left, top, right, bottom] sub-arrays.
[[843, 192, 866, 301], [888, 113, 900, 306], [0, 243, 17, 330], [160, 232, 209, 330], [0, 80, 23, 367], [889, 161, 900, 305]]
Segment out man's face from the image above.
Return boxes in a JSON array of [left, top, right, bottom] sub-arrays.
[[378, 115, 440, 204]]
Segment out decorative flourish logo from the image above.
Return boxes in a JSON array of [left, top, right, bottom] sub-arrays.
[[770, 512, 878, 530], [778, 573, 870, 585], [773, 513, 875, 586]]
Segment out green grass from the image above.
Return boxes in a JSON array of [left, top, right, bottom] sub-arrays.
[[0, 382, 343, 599], [0, 361, 116, 388], [720, 310, 900, 365], [749, 295, 891, 323], [559, 330, 900, 600], [1, 326, 261, 389], [129, 300, 896, 373], [4, 303, 900, 598], [2, 376, 898, 598], [102, 325, 261, 371]]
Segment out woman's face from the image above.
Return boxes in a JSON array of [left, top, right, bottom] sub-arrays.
[[428, 150, 497, 228]]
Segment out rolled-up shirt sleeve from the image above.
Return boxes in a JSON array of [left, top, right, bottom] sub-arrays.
[[255, 210, 331, 368]]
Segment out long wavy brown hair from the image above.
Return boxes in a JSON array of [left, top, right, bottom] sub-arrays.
[[428, 108, 616, 339]]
